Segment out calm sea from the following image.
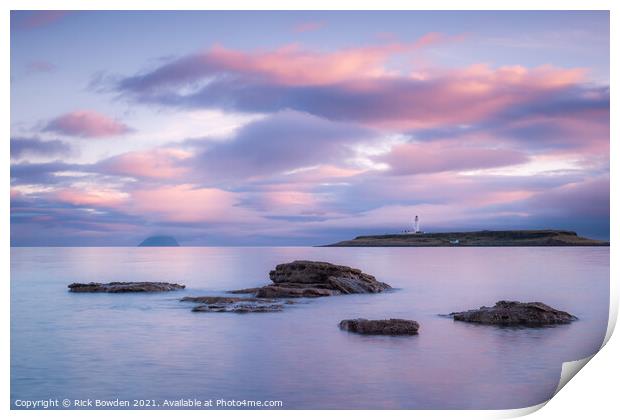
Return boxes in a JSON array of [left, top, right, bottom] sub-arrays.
[[11, 246, 609, 409]]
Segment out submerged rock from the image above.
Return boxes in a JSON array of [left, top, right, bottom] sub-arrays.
[[181, 296, 277, 304], [181, 296, 285, 313], [339, 318, 420, 335], [229, 260, 391, 298], [68, 281, 185, 293], [450, 300, 577, 326], [228, 287, 263, 295], [192, 303, 284, 313], [255, 284, 339, 298]]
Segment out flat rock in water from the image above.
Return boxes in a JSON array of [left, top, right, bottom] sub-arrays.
[[68, 282, 185, 293], [192, 303, 284, 313], [255, 284, 339, 298], [229, 260, 391, 298], [181, 296, 281, 304], [339, 318, 420, 335], [182, 295, 286, 313], [450, 300, 577, 326]]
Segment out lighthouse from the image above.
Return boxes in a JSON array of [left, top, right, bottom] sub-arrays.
[[414, 215, 420, 234]]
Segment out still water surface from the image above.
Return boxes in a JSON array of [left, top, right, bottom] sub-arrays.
[[11, 247, 609, 409]]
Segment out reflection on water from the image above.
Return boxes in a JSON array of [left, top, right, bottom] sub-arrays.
[[11, 247, 609, 409]]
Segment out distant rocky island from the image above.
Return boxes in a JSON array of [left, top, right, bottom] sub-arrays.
[[324, 229, 609, 247], [138, 235, 180, 247]]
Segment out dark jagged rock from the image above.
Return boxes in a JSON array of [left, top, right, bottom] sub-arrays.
[[138, 235, 179, 247], [269, 260, 390, 292], [229, 260, 391, 298], [68, 281, 185, 293], [450, 300, 577, 326], [339, 318, 420, 335], [181, 296, 285, 313]]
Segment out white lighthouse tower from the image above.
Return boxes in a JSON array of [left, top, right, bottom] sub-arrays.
[[414, 215, 420, 234]]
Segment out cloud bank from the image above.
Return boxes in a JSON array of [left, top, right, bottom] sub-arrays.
[[44, 110, 132, 138], [10, 31, 610, 245]]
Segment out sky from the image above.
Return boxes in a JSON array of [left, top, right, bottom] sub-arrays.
[[10, 10, 610, 246]]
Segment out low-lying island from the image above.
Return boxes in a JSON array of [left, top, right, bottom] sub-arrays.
[[324, 229, 609, 247]]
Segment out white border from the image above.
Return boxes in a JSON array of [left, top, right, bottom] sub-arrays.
[[2, 1, 617, 419]]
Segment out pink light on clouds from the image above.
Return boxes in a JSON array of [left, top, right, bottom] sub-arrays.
[[365, 64, 589, 130], [204, 43, 401, 85], [128, 184, 255, 223], [413, 32, 467, 49], [99, 148, 191, 179], [26, 60, 56, 73], [383, 142, 529, 175], [56, 187, 128, 207], [118, 42, 596, 133], [471, 190, 537, 207], [9, 12, 610, 245], [455, 63, 586, 90], [259, 190, 318, 209], [16, 11, 70, 29], [120, 33, 467, 91], [285, 165, 366, 183], [45, 110, 132, 138], [207, 33, 467, 85], [294, 21, 325, 33]]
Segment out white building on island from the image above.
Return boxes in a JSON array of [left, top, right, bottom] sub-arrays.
[[400, 215, 424, 235]]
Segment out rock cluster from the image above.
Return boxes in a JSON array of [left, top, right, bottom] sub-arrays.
[[181, 261, 391, 314], [68, 282, 185, 293], [339, 318, 420, 335], [66, 266, 577, 341], [450, 300, 577, 326], [229, 260, 391, 298]]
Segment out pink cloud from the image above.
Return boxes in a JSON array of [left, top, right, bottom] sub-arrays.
[[118, 41, 598, 133], [52, 183, 261, 225], [294, 21, 325, 33], [98, 148, 191, 179], [16, 11, 70, 29], [45, 110, 132, 138], [361, 64, 589, 130], [284, 165, 365, 183], [120, 33, 466, 90], [382, 141, 529, 175], [474, 190, 536, 207], [413, 32, 467, 49], [203, 43, 401, 85], [260, 190, 318, 209], [128, 184, 256, 223], [56, 187, 128, 207], [26, 60, 55, 73]]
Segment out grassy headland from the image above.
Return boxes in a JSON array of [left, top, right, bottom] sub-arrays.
[[323, 230, 609, 247]]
